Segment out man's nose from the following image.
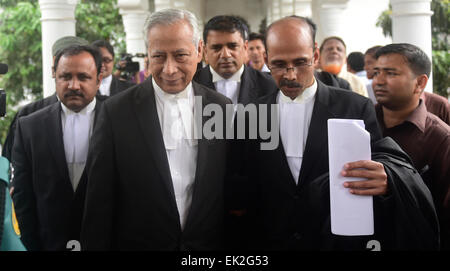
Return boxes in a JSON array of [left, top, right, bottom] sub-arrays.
[[68, 78, 80, 90], [163, 57, 177, 75], [283, 66, 297, 81], [220, 47, 232, 58]]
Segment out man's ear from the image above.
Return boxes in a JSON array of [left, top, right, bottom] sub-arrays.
[[313, 43, 320, 67], [197, 39, 204, 63], [415, 74, 428, 94], [97, 73, 103, 87]]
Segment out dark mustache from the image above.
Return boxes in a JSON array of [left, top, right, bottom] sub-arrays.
[[64, 90, 84, 98], [280, 79, 301, 88]]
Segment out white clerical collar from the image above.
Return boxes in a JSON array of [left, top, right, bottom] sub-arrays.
[[61, 97, 96, 116], [278, 78, 317, 104], [99, 74, 113, 96], [210, 64, 244, 83], [152, 77, 192, 101]]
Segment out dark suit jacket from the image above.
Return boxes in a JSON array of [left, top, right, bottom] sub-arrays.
[[11, 99, 103, 251], [110, 77, 135, 96], [2, 94, 58, 160], [81, 78, 231, 251], [247, 80, 382, 250], [193, 65, 277, 105], [315, 71, 352, 91], [3, 93, 108, 161]]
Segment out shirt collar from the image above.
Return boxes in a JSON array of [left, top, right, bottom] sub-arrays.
[[152, 77, 192, 101], [101, 74, 113, 85], [210, 64, 244, 83], [405, 99, 427, 133], [278, 77, 317, 104], [61, 97, 96, 116]]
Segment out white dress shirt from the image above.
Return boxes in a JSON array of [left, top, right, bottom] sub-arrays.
[[210, 65, 244, 105], [278, 78, 317, 184], [99, 74, 113, 96], [61, 98, 96, 191], [261, 63, 270, 73], [153, 78, 198, 230]]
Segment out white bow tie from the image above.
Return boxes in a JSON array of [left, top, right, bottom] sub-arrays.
[[216, 79, 238, 100], [280, 102, 306, 158], [63, 113, 90, 164], [162, 96, 196, 150]]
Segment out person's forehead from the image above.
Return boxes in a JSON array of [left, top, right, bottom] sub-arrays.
[[206, 30, 243, 44], [323, 39, 345, 49], [99, 47, 112, 56], [58, 52, 95, 70], [376, 53, 408, 66], [249, 39, 264, 47]]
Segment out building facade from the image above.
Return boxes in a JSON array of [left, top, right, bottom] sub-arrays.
[[39, 0, 434, 96]]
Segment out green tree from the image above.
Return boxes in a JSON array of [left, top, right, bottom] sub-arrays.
[[0, 0, 127, 145], [376, 0, 449, 98], [0, 2, 42, 142]]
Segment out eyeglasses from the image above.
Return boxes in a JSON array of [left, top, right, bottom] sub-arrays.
[[102, 57, 113, 64], [269, 60, 313, 74]]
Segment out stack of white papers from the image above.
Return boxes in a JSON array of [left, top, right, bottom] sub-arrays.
[[328, 119, 373, 236]]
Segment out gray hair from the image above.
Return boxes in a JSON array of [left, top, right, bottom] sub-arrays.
[[144, 8, 201, 50]]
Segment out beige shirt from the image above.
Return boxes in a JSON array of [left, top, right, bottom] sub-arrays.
[[338, 69, 368, 98]]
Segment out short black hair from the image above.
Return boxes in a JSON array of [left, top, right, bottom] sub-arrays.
[[266, 16, 317, 49], [320, 36, 346, 53], [53, 45, 103, 76], [365, 45, 382, 57], [375, 43, 431, 77], [249, 32, 265, 43], [203, 15, 248, 44], [347, 52, 365, 72], [92, 39, 115, 58]]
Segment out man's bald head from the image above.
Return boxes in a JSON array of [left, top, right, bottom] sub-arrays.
[[266, 16, 316, 52]]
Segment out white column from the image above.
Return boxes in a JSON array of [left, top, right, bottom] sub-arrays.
[[317, 0, 349, 44], [293, 0, 312, 18], [280, 0, 294, 18], [266, 0, 273, 24], [391, 0, 433, 92], [271, 0, 281, 22], [118, 0, 149, 64], [39, 0, 77, 97]]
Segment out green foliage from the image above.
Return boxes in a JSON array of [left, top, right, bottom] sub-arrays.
[[376, 0, 449, 98], [75, 0, 126, 55], [0, 0, 127, 145], [0, 2, 42, 143], [375, 5, 392, 38], [432, 50, 450, 95]]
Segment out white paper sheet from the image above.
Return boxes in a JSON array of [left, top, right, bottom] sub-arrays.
[[328, 119, 374, 236]]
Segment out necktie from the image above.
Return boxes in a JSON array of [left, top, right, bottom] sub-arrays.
[[217, 79, 238, 102], [280, 102, 306, 158], [63, 113, 90, 164]]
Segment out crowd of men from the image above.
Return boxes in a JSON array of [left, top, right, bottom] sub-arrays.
[[1, 8, 449, 251]]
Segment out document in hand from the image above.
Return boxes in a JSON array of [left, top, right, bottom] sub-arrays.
[[327, 119, 373, 236]]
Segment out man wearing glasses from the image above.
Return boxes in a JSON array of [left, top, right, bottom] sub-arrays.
[[92, 40, 135, 97], [243, 16, 438, 250]]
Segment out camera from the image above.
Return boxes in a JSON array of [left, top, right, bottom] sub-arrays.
[[0, 63, 8, 117], [116, 53, 146, 81]]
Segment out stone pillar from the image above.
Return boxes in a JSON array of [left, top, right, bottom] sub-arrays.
[[118, 0, 149, 68], [317, 0, 349, 44], [391, 0, 433, 92], [280, 0, 294, 18], [293, 0, 312, 18], [39, 0, 77, 97], [271, 0, 281, 22]]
